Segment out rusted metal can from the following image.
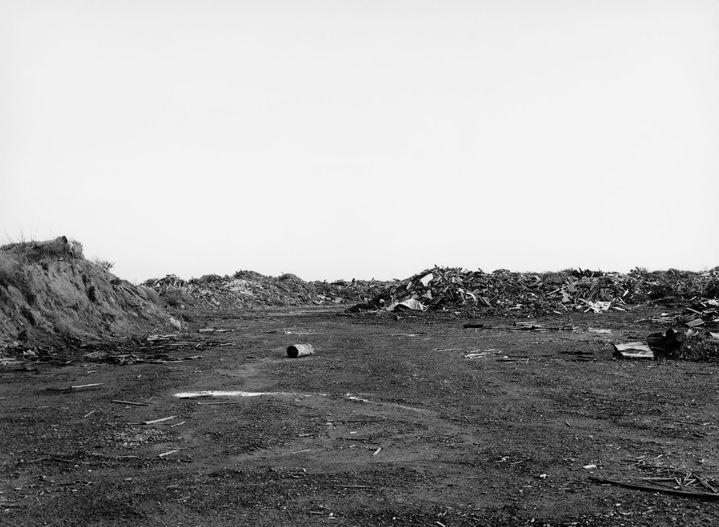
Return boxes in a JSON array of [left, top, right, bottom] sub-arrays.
[[286, 343, 314, 358]]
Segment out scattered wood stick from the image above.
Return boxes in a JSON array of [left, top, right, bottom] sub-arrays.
[[170, 421, 186, 428], [140, 416, 176, 425], [83, 410, 96, 418], [88, 453, 139, 460], [589, 476, 719, 501], [372, 447, 382, 456], [112, 399, 148, 406], [27, 456, 75, 464], [158, 449, 180, 458], [696, 476, 719, 494], [70, 383, 104, 389]]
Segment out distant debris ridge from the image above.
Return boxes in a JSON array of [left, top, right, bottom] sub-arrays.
[[143, 271, 384, 310], [350, 266, 719, 316]]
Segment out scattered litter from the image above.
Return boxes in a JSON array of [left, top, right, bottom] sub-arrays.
[[583, 464, 598, 470], [112, 399, 149, 406], [647, 329, 686, 356], [170, 421, 186, 428], [287, 343, 314, 358], [137, 416, 176, 425], [614, 328, 699, 360], [345, 394, 371, 403], [282, 328, 315, 335], [589, 476, 719, 501], [158, 449, 180, 458], [613, 342, 654, 360], [580, 299, 612, 313], [83, 410, 96, 418], [463, 322, 574, 331], [372, 447, 382, 456], [147, 334, 179, 342], [69, 383, 104, 390], [84, 349, 205, 365], [588, 328, 612, 334], [386, 298, 427, 312], [464, 349, 503, 360]]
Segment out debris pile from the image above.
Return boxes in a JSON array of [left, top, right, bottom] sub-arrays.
[[143, 271, 384, 310], [351, 266, 719, 316], [638, 299, 719, 328], [613, 329, 687, 360], [0, 237, 175, 352], [679, 329, 719, 362]]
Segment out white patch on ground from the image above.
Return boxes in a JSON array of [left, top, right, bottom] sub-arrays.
[[174, 390, 328, 399], [175, 390, 288, 398]]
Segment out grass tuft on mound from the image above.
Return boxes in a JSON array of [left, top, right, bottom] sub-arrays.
[[1, 236, 84, 262]]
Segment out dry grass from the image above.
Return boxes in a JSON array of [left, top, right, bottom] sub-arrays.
[[0, 253, 35, 304], [92, 258, 114, 271], [0, 253, 18, 288], [1, 236, 83, 262]]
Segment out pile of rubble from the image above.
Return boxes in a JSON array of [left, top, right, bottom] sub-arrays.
[[351, 266, 719, 316], [143, 271, 384, 310]]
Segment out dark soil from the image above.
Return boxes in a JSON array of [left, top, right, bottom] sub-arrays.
[[1, 305, 718, 526]]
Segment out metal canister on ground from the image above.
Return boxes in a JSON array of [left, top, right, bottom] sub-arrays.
[[286, 343, 314, 358]]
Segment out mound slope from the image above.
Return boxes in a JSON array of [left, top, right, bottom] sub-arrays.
[[0, 237, 175, 350]]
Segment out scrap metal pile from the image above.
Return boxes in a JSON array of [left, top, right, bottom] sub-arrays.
[[143, 271, 384, 310], [352, 266, 719, 316]]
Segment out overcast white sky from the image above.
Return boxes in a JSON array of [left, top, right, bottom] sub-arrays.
[[1, 1, 718, 283]]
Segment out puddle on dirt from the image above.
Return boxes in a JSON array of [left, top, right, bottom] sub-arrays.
[[175, 390, 292, 398], [174, 390, 327, 399]]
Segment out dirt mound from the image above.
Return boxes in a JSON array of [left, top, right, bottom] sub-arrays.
[[0, 237, 176, 351], [352, 266, 719, 316], [143, 271, 385, 311]]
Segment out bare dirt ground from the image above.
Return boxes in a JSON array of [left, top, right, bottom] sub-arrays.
[[1, 306, 718, 526]]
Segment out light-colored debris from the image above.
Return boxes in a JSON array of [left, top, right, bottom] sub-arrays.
[[286, 343, 314, 358], [139, 416, 177, 425], [613, 342, 654, 360]]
